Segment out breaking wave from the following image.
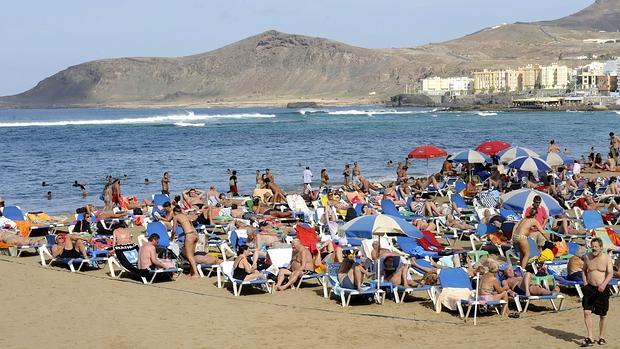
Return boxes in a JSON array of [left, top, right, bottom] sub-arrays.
[[0, 111, 276, 127]]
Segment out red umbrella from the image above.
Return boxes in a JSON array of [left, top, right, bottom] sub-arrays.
[[475, 140, 511, 156], [408, 145, 448, 159], [408, 145, 447, 175]]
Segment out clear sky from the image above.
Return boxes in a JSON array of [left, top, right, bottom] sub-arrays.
[[1, 0, 593, 96]]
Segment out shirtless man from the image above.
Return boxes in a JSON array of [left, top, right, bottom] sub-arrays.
[[161, 172, 170, 195], [172, 205, 199, 277], [138, 234, 169, 270], [548, 140, 561, 153], [512, 207, 547, 268], [264, 169, 275, 184], [183, 188, 205, 210], [263, 178, 285, 203], [567, 247, 586, 283], [111, 221, 132, 246], [581, 238, 613, 347], [275, 239, 313, 291]]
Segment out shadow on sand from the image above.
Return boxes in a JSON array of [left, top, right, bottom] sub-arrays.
[[532, 326, 583, 345]]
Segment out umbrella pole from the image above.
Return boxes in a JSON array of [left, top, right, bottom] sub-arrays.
[[377, 237, 381, 291]]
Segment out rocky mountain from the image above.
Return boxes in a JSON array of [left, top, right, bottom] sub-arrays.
[[2, 0, 620, 107]]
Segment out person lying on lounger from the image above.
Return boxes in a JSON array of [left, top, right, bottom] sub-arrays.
[[275, 239, 314, 291], [112, 221, 132, 246], [183, 188, 206, 210], [383, 255, 424, 288], [502, 266, 560, 297], [338, 258, 372, 290], [51, 233, 90, 260], [0, 229, 45, 245]]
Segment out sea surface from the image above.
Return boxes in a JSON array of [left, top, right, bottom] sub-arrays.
[[1, 107, 619, 214]]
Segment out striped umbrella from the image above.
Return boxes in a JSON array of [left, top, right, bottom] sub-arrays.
[[451, 149, 491, 164], [545, 152, 573, 166], [338, 214, 422, 239], [500, 188, 564, 216], [507, 156, 551, 173], [497, 146, 539, 163]]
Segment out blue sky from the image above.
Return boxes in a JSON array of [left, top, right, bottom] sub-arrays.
[[1, 0, 592, 96]]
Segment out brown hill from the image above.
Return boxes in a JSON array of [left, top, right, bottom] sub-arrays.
[[2, 1, 620, 108]]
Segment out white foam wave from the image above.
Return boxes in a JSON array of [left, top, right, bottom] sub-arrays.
[[174, 122, 205, 127], [327, 109, 422, 116], [0, 111, 276, 127], [298, 109, 329, 115], [477, 112, 497, 116], [615, 111, 620, 116]]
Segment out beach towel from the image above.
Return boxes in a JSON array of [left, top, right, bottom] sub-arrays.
[[14, 221, 32, 237], [296, 225, 319, 255], [26, 212, 51, 223], [435, 287, 472, 312]]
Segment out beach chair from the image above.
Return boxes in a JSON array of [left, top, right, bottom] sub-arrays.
[[546, 264, 584, 299], [438, 268, 506, 324], [107, 244, 181, 284], [593, 228, 620, 254], [469, 223, 507, 258], [380, 199, 415, 221], [2, 205, 61, 239], [38, 235, 105, 272], [152, 193, 170, 206], [379, 257, 436, 304], [323, 263, 385, 307], [394, 236, 438, 258], [582, 210, 605, 231], [217, 261, 274, 296], [499, 265, 564, 313], [448, 193, 475, 216]]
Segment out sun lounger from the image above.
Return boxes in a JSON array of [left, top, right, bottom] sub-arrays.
[[438, 268, 507, 324], [38, 235, 107, 272], [108, 244, 181, 284], [546, 264, 584, 299], [217, 261, 274, 296], [499, 264, 564, 313], [323, 263, 385, 306]]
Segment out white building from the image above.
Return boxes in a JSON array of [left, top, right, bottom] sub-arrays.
[[540, 63, 570, 90], [421, 76, 472, 96], [584, 62, 606, 75], [604, 60, 620, 76]]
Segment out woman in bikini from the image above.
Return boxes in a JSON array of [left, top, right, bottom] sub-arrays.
[[512, 207, 545, 268], [477, 259, 509, 315], [337, 258, 370, 290], [502, 266, 560, 297]]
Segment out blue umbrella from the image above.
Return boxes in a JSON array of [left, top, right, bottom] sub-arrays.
[[338, 214, 422, 239], [451, 149, 491, 164], [500, 188, 564, 216], [507, 156, 551, 173]]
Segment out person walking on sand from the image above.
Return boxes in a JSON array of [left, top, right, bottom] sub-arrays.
[[161, 172, 170, 196], [580, 238, 613, 347], [303, 166, 313, 194]]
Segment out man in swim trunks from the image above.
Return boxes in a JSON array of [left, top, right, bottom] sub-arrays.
[[275, 239, 314, 291], [161, 172, 170, 195], [581, 238, 613, 347], [138, 234, 169, 270], [172, 205, 199, 277]]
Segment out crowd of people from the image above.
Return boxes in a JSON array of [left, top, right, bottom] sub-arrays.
[[4, 136, 620, 346]]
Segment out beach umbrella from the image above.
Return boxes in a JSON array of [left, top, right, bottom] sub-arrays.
[[497, 146, 539, 163], [451, 149, 491, 164], [475, 140, 511, 156], [500, 188, 564, 216], [338, 214, 422, 239], [545, 152, 573, 166], [507, 156, 551, 173], [408, 145, 448, 175]]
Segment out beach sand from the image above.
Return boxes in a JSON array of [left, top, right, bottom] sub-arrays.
[[1, 253, 618, 349]]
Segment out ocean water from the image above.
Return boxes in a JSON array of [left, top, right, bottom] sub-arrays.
[[1, 106, 619, 214]]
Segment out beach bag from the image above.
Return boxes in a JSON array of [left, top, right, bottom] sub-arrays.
[[539, 249, 554, 262], [605, 227, 620, 246], [552, 241, 568, 257]]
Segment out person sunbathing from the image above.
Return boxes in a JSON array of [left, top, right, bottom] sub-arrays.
[[567, 247, 586, 283], [445, 214, 475, 230], [338, 258, 372, 290], [233, 245, 266, 282], [413, 219, 438, 235], [604, 153, 616, 171], [51, 233, 90, 260], [263, 178, 286, 203], [0, 229, 45, 245], [138, 234, 172, 270], [552, 214, 586, 236], [183, 188, 206, 210], [275, 239, 314, 291], [112, 221, 132, 246], [477, 260, 509, 314], [502, 266, 560, 297], [247, 231, 279, 254], [315, 240, 344, 264], [383, 255, 424, 288]]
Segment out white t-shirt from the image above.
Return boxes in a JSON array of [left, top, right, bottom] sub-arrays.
[[303, 169, 313, 184], [0, 216, 17, 229], [573, 162, 581, 175]]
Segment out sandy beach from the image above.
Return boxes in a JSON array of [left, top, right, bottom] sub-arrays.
[[1, 250, 618, 349]]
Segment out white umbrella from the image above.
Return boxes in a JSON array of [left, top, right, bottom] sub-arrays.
[[498, 146, 539, 163]]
